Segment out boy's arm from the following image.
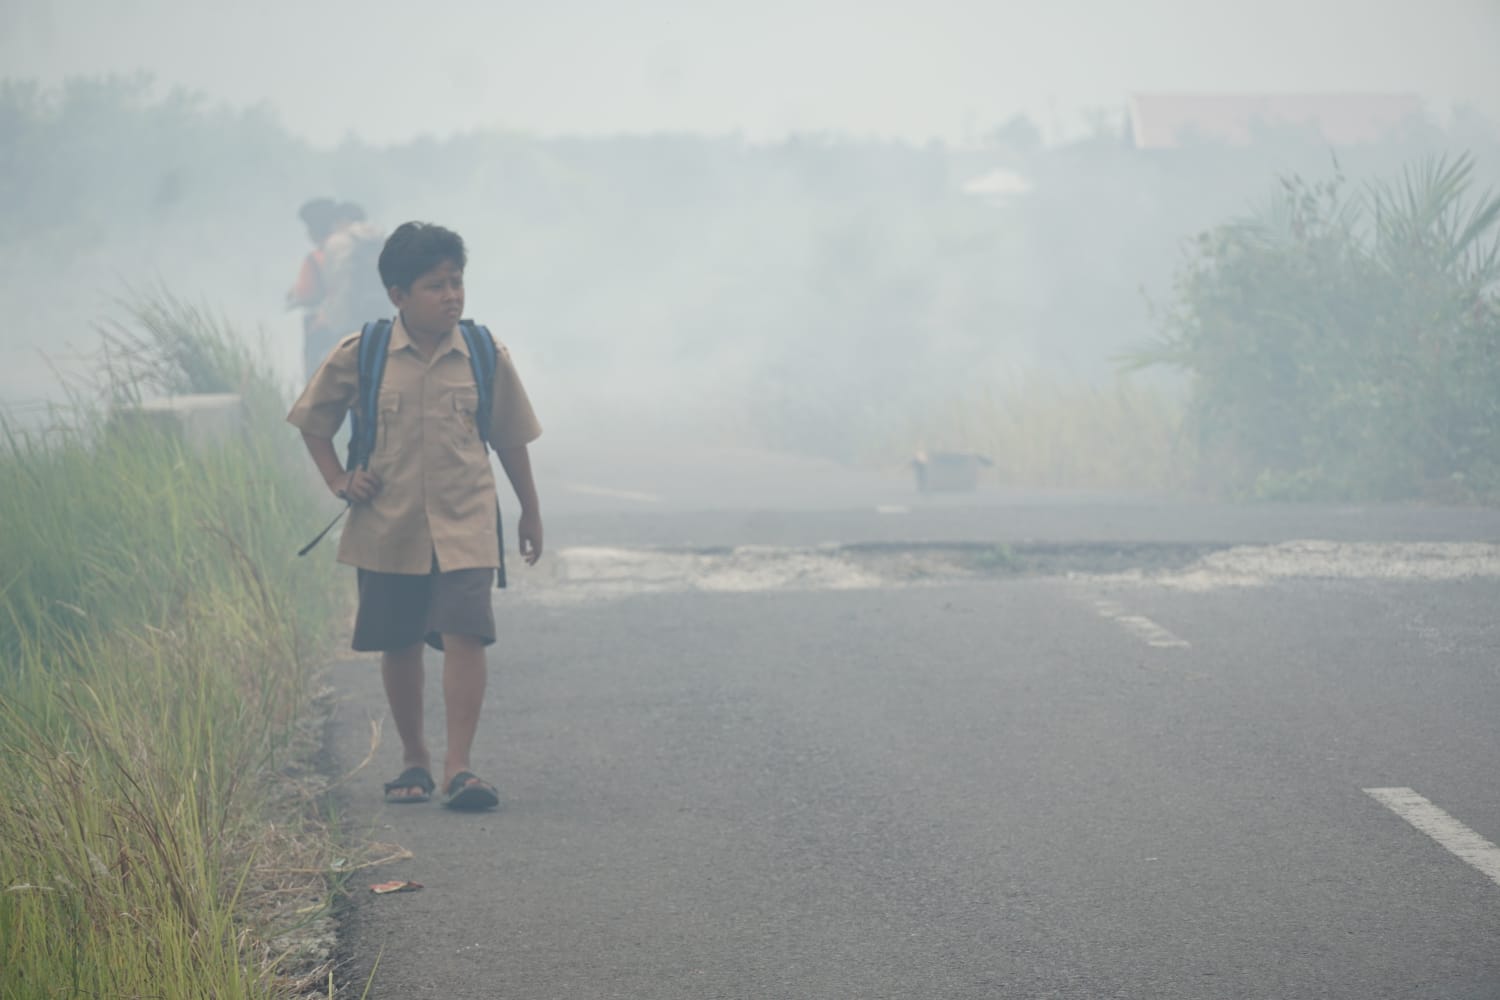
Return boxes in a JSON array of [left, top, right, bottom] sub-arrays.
[[302, 432, 381, 503], [497, 443, 543, 565], [288, 333, 375, 500]]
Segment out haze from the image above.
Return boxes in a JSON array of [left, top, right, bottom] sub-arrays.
[[3, 0, 1498, 145], [2, 0, 1499, 502]]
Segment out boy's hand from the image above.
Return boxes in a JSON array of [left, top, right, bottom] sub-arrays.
[[518, 509, 543, 565], [337, 469, 383, 504]]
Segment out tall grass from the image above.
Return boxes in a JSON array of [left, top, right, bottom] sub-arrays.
[[0, 295, 345, 998], [890, 376, 1190, 493]]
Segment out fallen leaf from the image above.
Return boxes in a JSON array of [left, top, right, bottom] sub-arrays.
[[369, 880, 423, 894]]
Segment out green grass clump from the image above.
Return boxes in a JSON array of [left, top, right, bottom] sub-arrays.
[[0, 295, 344, 998]]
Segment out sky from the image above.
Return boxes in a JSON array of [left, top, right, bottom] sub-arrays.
[[1, 0, 1497, 145]]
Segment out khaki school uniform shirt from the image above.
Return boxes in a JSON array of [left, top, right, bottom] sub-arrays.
[[287, 316, 542, 574]]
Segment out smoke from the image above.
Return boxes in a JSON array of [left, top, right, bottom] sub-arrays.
[[2, 0, 1496, 145], [1, 1, 1497, 497]]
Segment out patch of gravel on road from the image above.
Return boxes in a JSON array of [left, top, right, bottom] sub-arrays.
[[518, 545, 892, 601], [509, 541, 1500, 601], [510, 542, 1207, 601]]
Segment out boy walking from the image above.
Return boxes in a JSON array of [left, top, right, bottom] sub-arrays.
[[288, 222, 543, 811]]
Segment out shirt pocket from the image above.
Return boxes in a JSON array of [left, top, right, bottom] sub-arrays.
[[373, 391, 400, 463], [448, 388, 483, 451]]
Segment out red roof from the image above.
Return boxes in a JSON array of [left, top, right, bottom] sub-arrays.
[[1129, 93, 1424, 149]]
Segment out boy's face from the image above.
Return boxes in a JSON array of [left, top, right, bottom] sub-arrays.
[[390, 258, 464, 336]]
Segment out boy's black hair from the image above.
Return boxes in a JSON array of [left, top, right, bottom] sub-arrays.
[[298, 197, 340, 242], [378, 222, 467, 292]]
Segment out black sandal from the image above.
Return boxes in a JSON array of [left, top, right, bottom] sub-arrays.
[[442, 770, 499, 811], [382, 766, 435, 804]]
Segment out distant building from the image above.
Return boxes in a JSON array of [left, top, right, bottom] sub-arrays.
[[1128, 93, 1425, 149]]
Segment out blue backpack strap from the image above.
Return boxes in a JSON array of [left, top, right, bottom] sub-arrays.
[[458, 320, 497, 449], [458, 320, 506, 590], [346, 318, 393, 470]]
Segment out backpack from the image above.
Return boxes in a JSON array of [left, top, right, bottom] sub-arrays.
[[318, 223, 389, 335], [345, 233, 392, 325], [347, 317, 498, 471]]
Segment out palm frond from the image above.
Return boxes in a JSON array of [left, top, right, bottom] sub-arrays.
[[1367, 153, 1500, 283]]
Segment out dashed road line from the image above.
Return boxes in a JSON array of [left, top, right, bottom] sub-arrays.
[[1092, 599, 1190, 649], [1364, 787, 1500, 889], [562, 483, 663, 504]]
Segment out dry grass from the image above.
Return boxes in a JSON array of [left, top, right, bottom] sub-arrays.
[[889, 376, 1191, 493], [0, 295, 371, 998]]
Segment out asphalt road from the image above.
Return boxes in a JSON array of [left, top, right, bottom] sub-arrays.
[[324, 493, 1500, 999]]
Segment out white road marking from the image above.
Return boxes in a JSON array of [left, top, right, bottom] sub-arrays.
[[1093, 599, 1190, 648], [562, 483, 663, 504], [1364, 787, 1500, 889]]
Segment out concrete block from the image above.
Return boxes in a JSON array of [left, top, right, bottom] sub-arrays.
[[118, 393, 245, 450]]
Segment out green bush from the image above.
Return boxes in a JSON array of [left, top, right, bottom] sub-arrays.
[[1136, 154, 1500, 501]]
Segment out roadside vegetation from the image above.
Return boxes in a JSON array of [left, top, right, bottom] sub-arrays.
[[1135, 153, 1500, 502], [890, 376, 1189, 493], [0, 296, 354, 998]]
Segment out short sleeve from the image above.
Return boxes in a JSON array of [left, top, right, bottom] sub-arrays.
[[287, 332, 360, 438], [487, 340, 542, 450]]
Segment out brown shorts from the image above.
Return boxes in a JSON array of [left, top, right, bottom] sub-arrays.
[[352, 562, 496, 652]]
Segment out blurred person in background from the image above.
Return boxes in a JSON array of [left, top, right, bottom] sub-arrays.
[[289, 199, 389, 380], [318, 201, 391, 343], [288, 196, 342, 380]]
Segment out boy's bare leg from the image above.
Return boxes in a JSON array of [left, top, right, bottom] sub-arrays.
[[440, 634, 488, 790], [381, 642, 431, 798]]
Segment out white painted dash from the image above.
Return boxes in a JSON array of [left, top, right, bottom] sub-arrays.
[[563, 483, 663, 504], [1093, 599, 1190, 648], [1364, 787, 1500, 889]]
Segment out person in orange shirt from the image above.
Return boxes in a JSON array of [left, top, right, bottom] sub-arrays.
[[287, 197, 342, 380]]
